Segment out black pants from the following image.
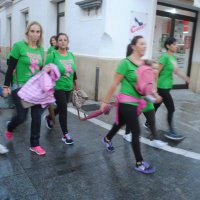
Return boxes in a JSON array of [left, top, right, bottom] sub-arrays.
[[106, 103, 143, 162], [125, 109, 157, 140], [53, 90, 71, 135], [7, 88, 45, 147], [154, 88, 175, 131]]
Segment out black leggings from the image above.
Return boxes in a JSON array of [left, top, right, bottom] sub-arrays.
[[106, 103, 143, 162], [154, 88, 175, 131], [7, 88, 45, 147], [53, 90, 71, 135], [125, 109, 157, 140]]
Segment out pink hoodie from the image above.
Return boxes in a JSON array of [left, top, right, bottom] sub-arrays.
[[18, 63, 60, 108]]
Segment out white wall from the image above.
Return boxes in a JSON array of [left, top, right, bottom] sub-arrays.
[[105, 0, 157, 58], [0, 0, 57, 50], [65, 0, 105, 56], [66, 0, 157, 59]]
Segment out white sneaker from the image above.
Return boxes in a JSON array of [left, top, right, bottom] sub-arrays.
[[0, 144, 9, 154], [123, 133, 132, 142], [150, 140, 168, 149]]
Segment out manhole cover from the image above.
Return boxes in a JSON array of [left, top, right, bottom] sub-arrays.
[[81, 104, 100, 112]]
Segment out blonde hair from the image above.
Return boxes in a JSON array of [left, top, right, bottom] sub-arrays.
[[25, 21, 43, 47]]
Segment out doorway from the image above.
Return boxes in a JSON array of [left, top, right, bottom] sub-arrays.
[[153, 3, 197, 88]]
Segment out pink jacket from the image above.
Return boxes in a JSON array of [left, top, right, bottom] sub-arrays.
[[18, 64, 60, 108], [115, 93, 146, 125]]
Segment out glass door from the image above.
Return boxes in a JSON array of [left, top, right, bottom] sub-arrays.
[[153, 4, 197, 88], [173, 19, 194, 84], [152, 16, 172, 61]]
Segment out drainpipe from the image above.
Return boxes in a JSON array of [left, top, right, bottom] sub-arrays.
[[94, 66, 100, 101]]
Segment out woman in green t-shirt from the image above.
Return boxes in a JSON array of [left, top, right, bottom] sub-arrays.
[[47, 35, 57, 55], [100, 36, 155, 174], [123, 46, 167, 148], [3, 21, 46, 156], [154, 37, 190, 140], [44, 33, 78, 145]]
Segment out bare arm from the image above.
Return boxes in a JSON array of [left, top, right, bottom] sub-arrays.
[[100, 73, 124, 111], [153, 63, 163, 91], [74, 80, 79, 91], [174, 67, 190, 84]]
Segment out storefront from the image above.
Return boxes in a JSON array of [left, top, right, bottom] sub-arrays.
[[153, 2, 198, 88], [0, 0, 200, 98]]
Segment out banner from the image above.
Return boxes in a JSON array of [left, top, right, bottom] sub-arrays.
[[130, 11, 148, 40]]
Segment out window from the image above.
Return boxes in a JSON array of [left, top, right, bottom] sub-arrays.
[[20, 9, 29, 38], [7, 16, 12, 48], [57, 1, 65, 33], [24, 12, 29, 28]]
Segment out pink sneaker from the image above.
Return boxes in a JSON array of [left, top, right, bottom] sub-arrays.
[[5, 130, 13, 140], [29, 146, 46, 155]]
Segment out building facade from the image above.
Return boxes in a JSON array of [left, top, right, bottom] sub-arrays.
[[0, 0, 200, 100]]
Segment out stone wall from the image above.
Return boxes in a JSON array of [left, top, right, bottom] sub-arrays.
[[75, 55, 120, 101]]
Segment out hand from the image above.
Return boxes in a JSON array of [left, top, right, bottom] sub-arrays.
[[3, 87, 10, 97], [100, 102, 108, 112], [74, 85, 80, 91], [185, 77, 191, 84], [44, 66, 51, 73], [154, 93, 162, 103], [155, 95, 162, 104]]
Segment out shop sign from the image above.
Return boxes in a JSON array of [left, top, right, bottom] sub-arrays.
[[130, 11, 148, 39]]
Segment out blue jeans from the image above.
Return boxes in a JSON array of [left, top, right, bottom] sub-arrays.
[[7, 88, 45, 147]]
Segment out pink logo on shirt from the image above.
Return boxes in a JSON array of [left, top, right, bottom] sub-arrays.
[[65, 64, 73, 77], [30, 59, 39, 74]]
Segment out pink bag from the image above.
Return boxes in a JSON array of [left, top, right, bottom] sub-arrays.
[[135, 64, 154, 96]]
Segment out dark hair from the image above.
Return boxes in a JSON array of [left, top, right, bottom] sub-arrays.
[[164, 37, 176, 50], [126, 35, 143, 57], [50, 35, 56, 46], [55, 33, 69, 50]]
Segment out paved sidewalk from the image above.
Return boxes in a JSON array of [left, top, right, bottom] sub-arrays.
[[0, 58, 200, 199]]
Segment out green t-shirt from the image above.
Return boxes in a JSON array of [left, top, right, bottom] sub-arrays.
[[47, 46, 55, 55], [142, 102, 154, 113], [116, 58, 141, 106], [158, 53, 176, 89], [45, 50, 76, 91], [9, 40, 44, 85]]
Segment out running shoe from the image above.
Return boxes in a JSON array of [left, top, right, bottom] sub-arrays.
[[123, 133, 132, 142], [135, 161, 156, 174], [164, 131, 185, 140], [5, 130, 13, 140], [150, 140, 168, 148], [0, 144, 9, 154], [102, 137, 115, 152], [43, 115, 54, 129], [143, 122, 150, 129], [30, 146, 46, 155], [62, 133, 74, 145]]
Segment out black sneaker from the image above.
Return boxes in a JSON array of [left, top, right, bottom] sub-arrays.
[[164, 131, 185, 141], [102, 137, 115, 152], [44, 115, 53, 129], [62, 133, 74, 145], [143, 122, 150, 129]]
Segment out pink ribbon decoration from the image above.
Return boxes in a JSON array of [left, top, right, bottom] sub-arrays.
[[30, 59, 39, 74], [115, 93, 147, 125], [65, 64, 74, 77]]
